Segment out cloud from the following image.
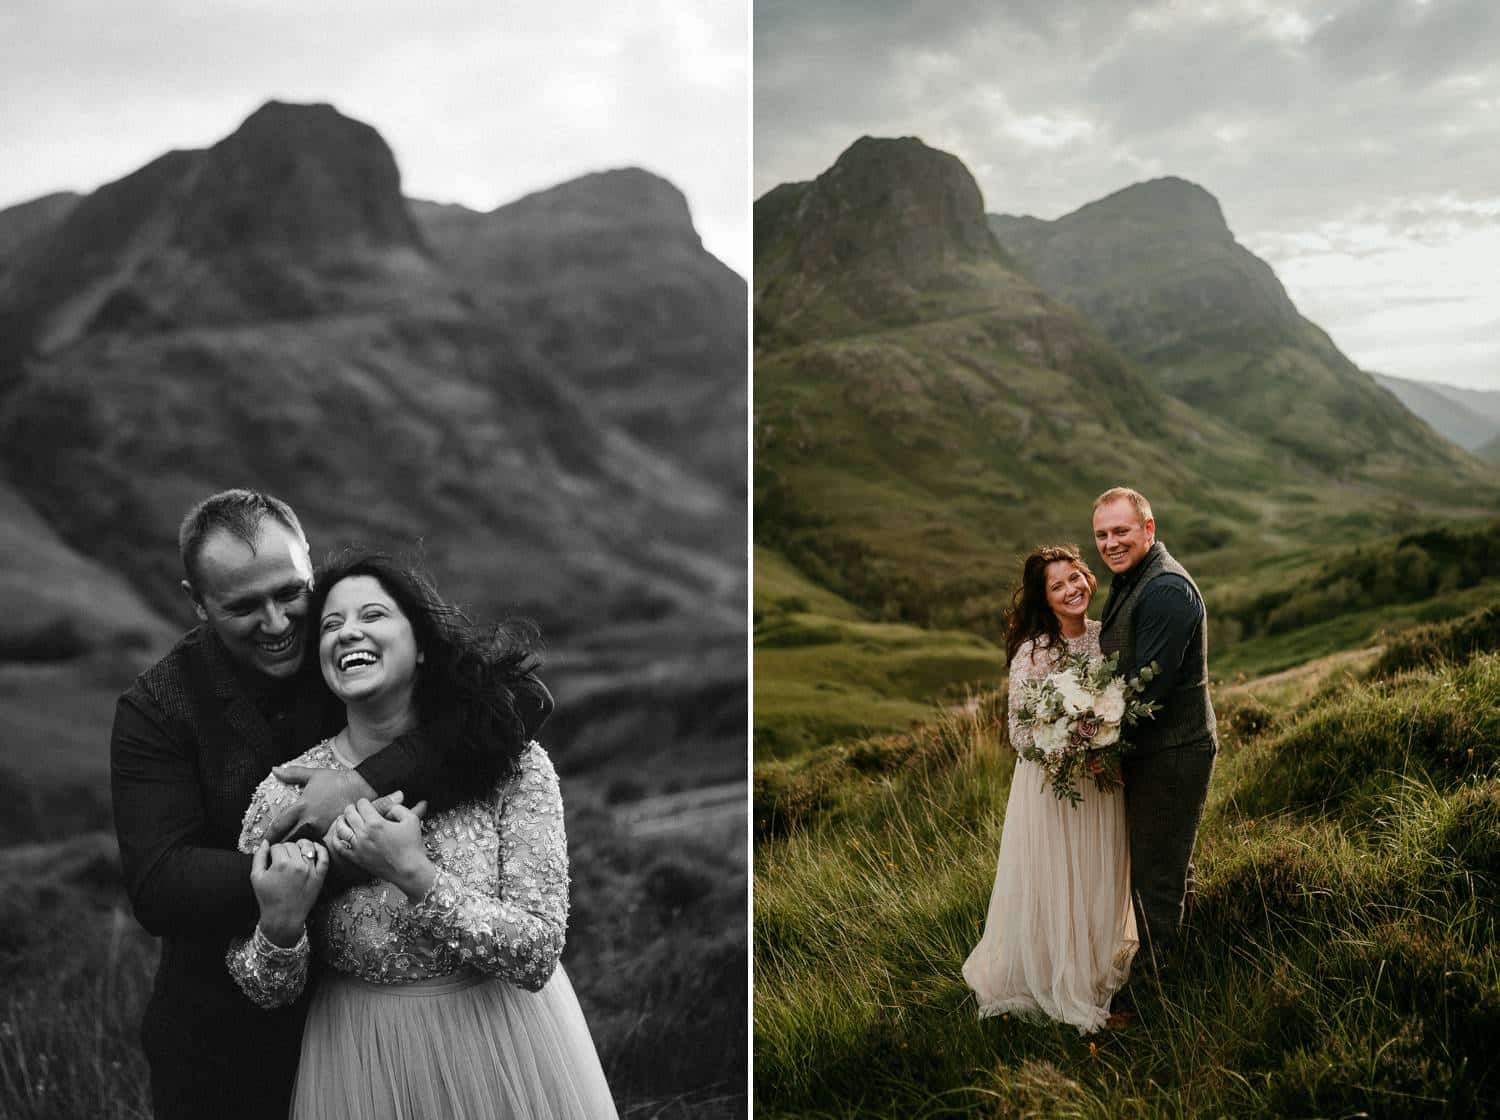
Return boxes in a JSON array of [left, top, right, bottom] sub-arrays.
[[756, 0, 1500, 386]]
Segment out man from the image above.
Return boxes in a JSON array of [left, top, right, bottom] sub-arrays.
[[1092, 486, 1217, 971], [110, 489, 551, 1118]]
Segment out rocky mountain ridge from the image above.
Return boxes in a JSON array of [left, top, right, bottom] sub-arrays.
[[986, 178, 1478, 478], [412, 166, 746, 491]]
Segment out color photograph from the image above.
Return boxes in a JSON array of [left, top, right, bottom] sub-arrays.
[[0, 3, 748, 1118], [753, 1, 1500, 1115]]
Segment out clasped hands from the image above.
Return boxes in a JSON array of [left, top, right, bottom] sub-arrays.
[[252, 767, 435, 946]]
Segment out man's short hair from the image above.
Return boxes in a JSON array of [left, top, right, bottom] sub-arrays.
[[179, 489, 306, 589], [1093, 486, 1154, 525]]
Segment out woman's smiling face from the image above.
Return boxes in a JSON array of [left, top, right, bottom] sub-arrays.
[[318, 574, 420, 708], [1043, 559, 1093, 626]]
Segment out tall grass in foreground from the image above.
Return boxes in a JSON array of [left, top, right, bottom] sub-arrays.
[[0, 803, 746, 1120], [754, 653, 1500, 1117], [0, 835, 154, 1120]]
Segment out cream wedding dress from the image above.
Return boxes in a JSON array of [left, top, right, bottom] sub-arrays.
[[227, 741, 618, 1119], [962, 620, 1137, 1034]]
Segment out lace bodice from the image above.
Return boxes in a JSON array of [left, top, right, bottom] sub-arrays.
[[227, 740, 568, 1008], [1007, 621, 1101, 754]]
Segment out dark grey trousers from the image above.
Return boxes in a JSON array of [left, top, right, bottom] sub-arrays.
[[1121, 737, 1216, 966]]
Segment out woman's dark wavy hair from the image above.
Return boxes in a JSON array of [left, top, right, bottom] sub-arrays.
[[1003, 544, 1097, 664], [309, 549, 543, 791]]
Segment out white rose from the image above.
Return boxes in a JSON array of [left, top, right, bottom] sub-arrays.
[[1053, 671, 1093, 716], [1033, 718, 1071, 756], [1096, 681, 1127, 723], [1092, 722, 1121, 748]]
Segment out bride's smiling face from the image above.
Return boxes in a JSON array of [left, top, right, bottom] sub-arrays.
[[318, 574, 421, 708], [1044, 560, 1092, 626]]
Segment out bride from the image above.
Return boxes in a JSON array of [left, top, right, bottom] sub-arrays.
[[227, 550, 617, 1118], [962, 544, 1137, 1034]]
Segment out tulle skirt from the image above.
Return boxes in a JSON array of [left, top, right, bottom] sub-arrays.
[[291, 966, 618, 1119], [962, 758, 1137, 1034]]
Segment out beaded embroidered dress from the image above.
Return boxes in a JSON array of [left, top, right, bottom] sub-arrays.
[[961, 620, 1138, 1034], [228, 741, 617, 1119]]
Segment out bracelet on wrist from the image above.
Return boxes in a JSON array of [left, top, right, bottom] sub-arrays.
[[254, 922, 309, 954]]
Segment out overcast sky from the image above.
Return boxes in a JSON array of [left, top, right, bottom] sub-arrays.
[[0, 0, 749, 277], [757, 0, 1498, 391]]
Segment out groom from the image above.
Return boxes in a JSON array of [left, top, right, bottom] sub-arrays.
[[111, 488, 552, 1118], [1092, 486, 1217, 971]]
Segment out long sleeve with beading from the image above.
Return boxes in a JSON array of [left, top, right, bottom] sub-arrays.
[[1006, 637, 1051, 754], [227, 925, 311, 1009], [407, 745, 568, 992]]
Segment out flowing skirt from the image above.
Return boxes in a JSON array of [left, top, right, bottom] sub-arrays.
[[292, 966, 618, 1119], [962, 758, 1137, 1034]]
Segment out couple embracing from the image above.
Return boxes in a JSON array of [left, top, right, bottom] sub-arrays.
[[963, 486, 1218, 1033], [111, 489, 618, 1118]]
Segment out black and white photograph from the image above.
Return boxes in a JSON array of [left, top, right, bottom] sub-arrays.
[[0, 3, 748, 1118]]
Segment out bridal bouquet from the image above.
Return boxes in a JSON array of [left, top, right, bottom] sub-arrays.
[[1013, 650, 1160, 805]]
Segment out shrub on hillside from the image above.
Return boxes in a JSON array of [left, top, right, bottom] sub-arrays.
[[1195, 827, 1381, 936], [0, 768, 113, 846], [0, 618, 92, 662], [1434, 784, 1500, 889], [1213, 693, 1277, 744], [1221, 521, 1500, 641], [1373, 604, 1500, 676], [1224, 656, 1499, 819]]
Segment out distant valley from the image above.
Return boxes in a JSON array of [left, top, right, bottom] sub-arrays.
[[1369, 371, 1500, 462]]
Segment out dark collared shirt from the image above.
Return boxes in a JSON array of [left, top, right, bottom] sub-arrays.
[[1106, 545, 1203, 709]]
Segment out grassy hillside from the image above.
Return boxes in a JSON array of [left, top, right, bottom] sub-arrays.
[[754, 308, 1365, 637], [754, 545, 1006, 757], [758, 499, 1500, 763], [1207, 520, 1500, 677], [754, 605, 1500, 1116]]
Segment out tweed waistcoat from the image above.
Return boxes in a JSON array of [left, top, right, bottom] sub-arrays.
[[1099, 542, 1217, 753], [133, 627, 332, 846]]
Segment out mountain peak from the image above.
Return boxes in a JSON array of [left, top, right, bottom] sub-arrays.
[[1074, 176, 1231, 239], [0, 102, 435, 355], [988, 172, 1298, 354], [497, 167, 697, 242], [818, 135, 993, 259], [174, 99, 422, 254], [754, 135, 1007, 342]]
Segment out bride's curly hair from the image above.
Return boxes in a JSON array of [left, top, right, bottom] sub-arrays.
[[308, 549, 543, 793], [1004, 545, 1097, 664]]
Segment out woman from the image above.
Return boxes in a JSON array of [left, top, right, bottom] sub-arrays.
[[961, 545, 1137, 1034], [227, 551, 617, 1119]]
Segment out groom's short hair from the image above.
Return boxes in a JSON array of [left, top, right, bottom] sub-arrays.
[[178, 488, 307, 588], [1093, 486, 1153, 525]]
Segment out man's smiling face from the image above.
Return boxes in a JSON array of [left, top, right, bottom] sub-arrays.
[[187, 519, 314, 679], [1092, 497, 1155, 575]]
